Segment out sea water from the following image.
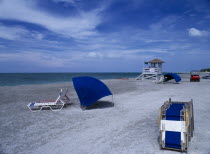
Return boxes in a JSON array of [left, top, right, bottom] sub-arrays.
[[0, 72, 140, 86]]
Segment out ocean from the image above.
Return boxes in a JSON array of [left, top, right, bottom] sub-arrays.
[[0, 72, 140, 86]]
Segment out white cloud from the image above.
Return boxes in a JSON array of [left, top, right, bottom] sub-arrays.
[[0, 24, 44, 40], [149, 16, 179, 31], [31, 32, 44, 40], [0, 46, 172, 68], [188, 28, 208, 37], [0, 24, 28, 40], [144, 39, 172, 43], [0, 0, 103, 38], [84, 48, 171, 60], [0, 51, 68, 67], [87, 52, 103, 58]]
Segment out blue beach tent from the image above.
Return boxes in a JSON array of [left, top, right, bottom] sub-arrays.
[[164, 73, 181, 83], [72, 76, 112, 108]]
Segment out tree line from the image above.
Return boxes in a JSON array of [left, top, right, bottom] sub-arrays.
[[200, 68, 210, 72]]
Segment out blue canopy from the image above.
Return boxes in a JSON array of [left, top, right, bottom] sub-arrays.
[[72, 76, 112, 107], [164, 73, 181, 83]]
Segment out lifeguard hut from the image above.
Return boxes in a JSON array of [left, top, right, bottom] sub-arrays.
[[136, 59, 165, 80]]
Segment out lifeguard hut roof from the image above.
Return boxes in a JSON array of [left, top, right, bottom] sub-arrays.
[[148, 59, 165, 63]]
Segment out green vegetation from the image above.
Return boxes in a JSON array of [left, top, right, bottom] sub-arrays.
[[200, 68, 210, 72]]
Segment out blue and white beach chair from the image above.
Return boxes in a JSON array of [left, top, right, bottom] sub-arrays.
[[159, 98, 194, 151], [27, 89, 70, 111]]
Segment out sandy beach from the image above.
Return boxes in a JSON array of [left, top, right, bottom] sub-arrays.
[[0, 74, 210, 154]]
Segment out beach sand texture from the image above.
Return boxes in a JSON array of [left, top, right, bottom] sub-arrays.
[[0, 74, 210, 154]]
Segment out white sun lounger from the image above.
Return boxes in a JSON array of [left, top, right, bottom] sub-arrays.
[[27, 89, 70, 112]]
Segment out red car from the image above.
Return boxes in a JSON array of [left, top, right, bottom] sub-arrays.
[[190, 71, 200, 82]]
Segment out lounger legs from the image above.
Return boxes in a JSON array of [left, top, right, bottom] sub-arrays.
[[28, 105, 42, 112], [28, 105, 64, 112], [50, 105, 64, 111]]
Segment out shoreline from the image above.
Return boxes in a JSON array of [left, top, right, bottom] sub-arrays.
[[0, 78, 137, 87], [0, 72, 140, 87], [0, 72, 199, 87]]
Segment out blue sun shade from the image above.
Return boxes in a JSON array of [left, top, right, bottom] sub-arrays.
[[164, 73, 181, 83], [72, 76, 112, 107]]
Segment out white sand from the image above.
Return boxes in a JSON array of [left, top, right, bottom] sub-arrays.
[[0, 75, 210, 154]]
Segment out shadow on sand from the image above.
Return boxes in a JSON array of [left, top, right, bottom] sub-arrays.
[[86, 101, 114, 110]]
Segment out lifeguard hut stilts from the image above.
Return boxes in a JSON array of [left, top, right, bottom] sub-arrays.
[[136, 59, 165, 80]]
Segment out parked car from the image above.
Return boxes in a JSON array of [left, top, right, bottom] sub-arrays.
[[190, 70, 200, 82]]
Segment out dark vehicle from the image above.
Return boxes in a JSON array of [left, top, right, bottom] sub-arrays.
[[190, 70, 200, 82]]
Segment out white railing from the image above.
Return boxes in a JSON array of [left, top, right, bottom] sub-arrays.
[[143, 68, 162, 74]]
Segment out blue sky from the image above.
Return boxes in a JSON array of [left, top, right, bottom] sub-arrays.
[[0, 0, 209, 72]]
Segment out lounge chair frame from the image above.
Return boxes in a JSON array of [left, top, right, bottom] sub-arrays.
[[27, 89, 70, 112], [158, 98, 194, 151]]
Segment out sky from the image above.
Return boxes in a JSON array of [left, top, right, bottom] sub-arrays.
[[0, 0, 210, 72]]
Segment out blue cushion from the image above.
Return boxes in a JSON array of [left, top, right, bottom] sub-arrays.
[[165, 131, 181, 149], [30, 103, 35, 107], [166, 103, 185, 121], [165, 143, 181, 149]]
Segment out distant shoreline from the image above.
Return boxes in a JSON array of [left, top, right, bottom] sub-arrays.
[[0, 72, 193, 87], [0, 72, 139, 87]]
